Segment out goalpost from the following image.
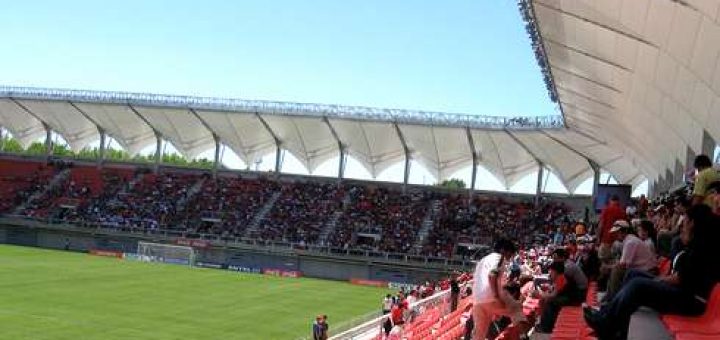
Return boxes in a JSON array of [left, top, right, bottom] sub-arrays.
[[137, 241, 197, 266]]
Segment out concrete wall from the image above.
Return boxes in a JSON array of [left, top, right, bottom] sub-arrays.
[[0, 223, 454, 284]]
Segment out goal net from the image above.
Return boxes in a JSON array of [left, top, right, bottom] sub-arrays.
[[137, 241, 197, 266]]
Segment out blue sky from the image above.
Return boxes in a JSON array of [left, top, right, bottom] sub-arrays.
[[2, 1, 641, 195], [1, 0, 556, 116]]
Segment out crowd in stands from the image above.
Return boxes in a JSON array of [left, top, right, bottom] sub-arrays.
[[368, 155, 718, 340], [1, 156, 577, 261], [252, 181, 343, 244], [458, 155, 718, 340], [0, 159, 56, 213], [424, 195, 570, 258], [79, 170, 196, 230], [184, 176, 279, 238], [330, 187, 432, 253]]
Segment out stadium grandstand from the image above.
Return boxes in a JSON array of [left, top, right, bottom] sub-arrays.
[[0, 0, 719, 340]]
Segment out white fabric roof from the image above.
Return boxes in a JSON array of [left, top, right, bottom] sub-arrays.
[[0, 87, 647, 192], [2, 1, 717, 193], [529, 0, 720, 187]]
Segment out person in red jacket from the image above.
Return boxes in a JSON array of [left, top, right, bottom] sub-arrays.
[[598, 195, 627, 261]]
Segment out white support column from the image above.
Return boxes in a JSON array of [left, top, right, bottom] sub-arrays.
[[97, 128, 106, 168], [0, 126, 4, 152]]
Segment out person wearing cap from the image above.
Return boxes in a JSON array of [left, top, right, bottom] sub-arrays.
[[603, 220, 657, 302]]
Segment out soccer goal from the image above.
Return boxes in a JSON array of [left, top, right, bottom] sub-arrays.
[[137, 241, 197, 266]]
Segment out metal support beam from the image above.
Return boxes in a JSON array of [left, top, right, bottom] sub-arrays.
[[44, 123, 52, 159], [535, 161, 544, 208], [274, 145, 283, 173], [255, 113, 282, 174], [11, 98, 55, 159], [589, 160, 601, 213], [338, 146, 347, 180], [465, 127, 479, 193], [322, 117, 346, 181], [393, 123, 411, 189], [127, 104, 166, 171], [213, 135, 221, 177], [98, 128, 106, 168], [505, 131, 547, 203], [650, 180, 657, 199], [188, 108, 224, 175], [154, 131, 162, 173], [0, 126, 4, 151]]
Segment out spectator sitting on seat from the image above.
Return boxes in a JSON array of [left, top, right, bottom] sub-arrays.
[[577, 239, 600, 281], [636, 219, 657, 254], [691, 154, 720, 207], [602, 220, 657, 303], [584, 204, 720, 340], [707, 180, 720, 215], [535, 247, 588, 334]]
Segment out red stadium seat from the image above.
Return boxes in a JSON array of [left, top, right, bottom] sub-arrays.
[[657, 257, 671, 276], [661, 284, 720, 335], [674, 332, 720, 340]]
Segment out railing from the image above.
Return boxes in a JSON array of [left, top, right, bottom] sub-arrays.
[[329, 281, 472, 340], [0, 216, 476, 268], [0, 86, 564, 129]]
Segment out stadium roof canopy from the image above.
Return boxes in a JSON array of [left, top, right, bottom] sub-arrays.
[[522, 0, 720, 192], [0, 86, 640, 192], [3, 0, 717, 193]]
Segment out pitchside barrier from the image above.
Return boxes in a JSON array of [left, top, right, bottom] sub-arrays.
[[329, 281, 473, 340]]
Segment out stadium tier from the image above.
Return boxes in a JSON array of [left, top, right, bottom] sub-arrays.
[[0, 155, 575, 259]]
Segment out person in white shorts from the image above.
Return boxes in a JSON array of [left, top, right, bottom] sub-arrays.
[[472, 238, 529, 340]]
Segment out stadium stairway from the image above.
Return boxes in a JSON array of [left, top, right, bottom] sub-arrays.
[[177, 176, 206, 209], [118, 170, 145, 194], [546, 282, 598, 340], [413, 199, 441, 252], [13, 167, 70, 214], [318, 191, 352, 244], [244, 191, 282, 237]]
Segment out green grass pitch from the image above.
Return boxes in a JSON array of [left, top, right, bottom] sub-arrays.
[[0, 245, 393, 340]]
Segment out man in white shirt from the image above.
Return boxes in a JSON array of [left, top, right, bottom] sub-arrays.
[[472, 238, 528, 340], [382, 294, 393, 314], [603, 220, 657, 302]]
